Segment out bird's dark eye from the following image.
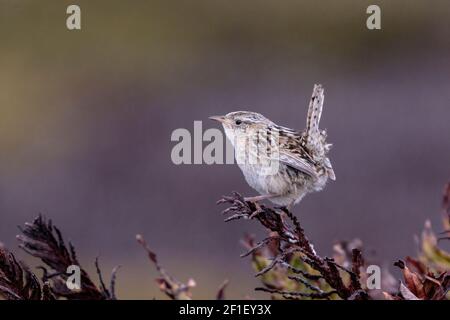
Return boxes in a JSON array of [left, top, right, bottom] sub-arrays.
[[235, 120, 242, 125]]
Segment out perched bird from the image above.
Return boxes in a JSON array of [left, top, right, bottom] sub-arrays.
[[210, 84, 335, 210]]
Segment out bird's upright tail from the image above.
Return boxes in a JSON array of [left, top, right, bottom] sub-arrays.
[[303, 84, 336, 180], [304, 84, 324, 153]]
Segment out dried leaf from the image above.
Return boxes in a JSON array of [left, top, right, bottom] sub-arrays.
[[394, 260, 425, 298], [399, 282, 420, 300]]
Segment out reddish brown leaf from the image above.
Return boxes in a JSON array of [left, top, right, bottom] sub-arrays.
[[399, 282, 420, 300], [394, 260, 426, 299]]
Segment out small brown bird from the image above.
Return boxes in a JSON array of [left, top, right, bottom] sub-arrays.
[[210, 84, 335, 210]]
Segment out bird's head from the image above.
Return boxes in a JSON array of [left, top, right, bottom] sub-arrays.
[[209, 111, 272, 145]]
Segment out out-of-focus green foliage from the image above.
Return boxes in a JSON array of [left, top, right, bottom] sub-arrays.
[[419, 220, 450, 273]]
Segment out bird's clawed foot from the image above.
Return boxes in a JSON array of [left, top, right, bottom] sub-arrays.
[[218, 192, 292, 221], [248, 203, 264, 219], [243, 194, 279, 219]]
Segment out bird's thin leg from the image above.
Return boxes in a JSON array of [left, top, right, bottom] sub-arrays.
[[244, 194, 278, 203]]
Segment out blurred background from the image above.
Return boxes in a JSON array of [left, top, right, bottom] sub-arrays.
[[0, 0, 449, 299]]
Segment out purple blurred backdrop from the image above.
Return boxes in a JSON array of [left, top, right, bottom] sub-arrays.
[[0, 1, 449, 298]]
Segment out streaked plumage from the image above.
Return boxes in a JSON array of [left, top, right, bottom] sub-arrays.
[[210, 84, 335, 208]]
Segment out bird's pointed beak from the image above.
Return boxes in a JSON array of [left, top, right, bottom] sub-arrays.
[[209, 115, 226, 123]]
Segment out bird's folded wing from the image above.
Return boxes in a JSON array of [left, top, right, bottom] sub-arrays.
[[278, 151, 318, 179]]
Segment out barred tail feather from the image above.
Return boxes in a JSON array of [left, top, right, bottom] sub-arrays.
[[304, 84, 324, 151]]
